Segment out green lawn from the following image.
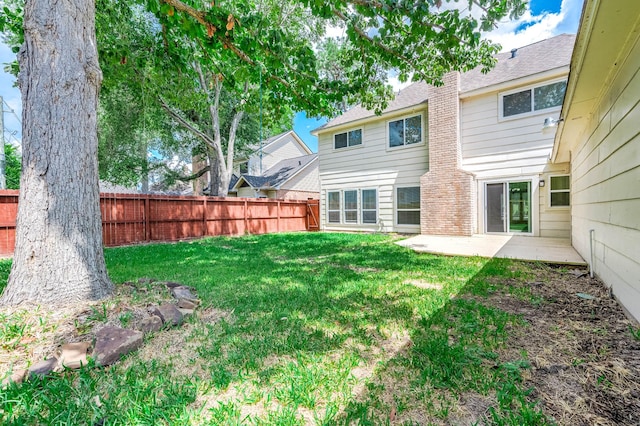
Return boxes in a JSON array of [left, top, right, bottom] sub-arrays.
[[0, 233, 550, 425]]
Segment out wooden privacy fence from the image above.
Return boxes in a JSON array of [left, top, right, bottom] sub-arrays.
[[0, 191, 320, 256]]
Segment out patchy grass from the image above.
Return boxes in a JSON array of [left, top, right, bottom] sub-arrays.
[[1, 233, 638, 425]]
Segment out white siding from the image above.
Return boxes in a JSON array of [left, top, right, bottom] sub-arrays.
[[539, 163, 572, 238], [237, 186, 256, 198], [318, 110, 428, 233], [281, 160, 319, 192], [460, 83, 571, 238], [460, 92, 560, 178], [568, 36, 640, 320]]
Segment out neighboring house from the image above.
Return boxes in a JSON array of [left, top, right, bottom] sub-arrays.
[[228, 130, 319, 200], [551, 1, 640, 320], [229, 153, 319, 200], [313, 34, 575, 237], [235, 130, 313, 176]]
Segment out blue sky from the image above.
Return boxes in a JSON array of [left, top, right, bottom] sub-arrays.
[[1, 0, 583, 153]]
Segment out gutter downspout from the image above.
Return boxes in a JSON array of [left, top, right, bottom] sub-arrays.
[[589, 229, 595, 278]]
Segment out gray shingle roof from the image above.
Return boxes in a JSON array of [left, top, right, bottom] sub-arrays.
[[233, 153, 317, 190], [318, 34, 575, 132], [460, 33, 576, 93], [317, 81, 430, 131]]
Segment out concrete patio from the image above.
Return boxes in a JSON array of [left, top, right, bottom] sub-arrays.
[[397, 234, 586, 265]]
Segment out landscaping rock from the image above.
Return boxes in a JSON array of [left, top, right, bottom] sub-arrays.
[[138, 315, 163, 333], [59, 342, 91, 369], [2, 368, 27, 386], [152, 304, 183, 326], [177, 298, 198, 309], [28, 357, 58, 379], [178, 308, 194, 317], [137, 277, 155, 285], [164, 281, 184, 289], [93, 326, 144, 366], [171, 286, 198, 302]]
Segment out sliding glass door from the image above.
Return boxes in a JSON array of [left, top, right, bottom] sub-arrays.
[[485, 181, 531, 233]]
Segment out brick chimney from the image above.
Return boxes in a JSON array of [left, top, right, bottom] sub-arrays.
[[420, 72, 475, 235]]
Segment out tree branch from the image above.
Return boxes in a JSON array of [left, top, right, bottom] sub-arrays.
[[158, 97, 215, 149]]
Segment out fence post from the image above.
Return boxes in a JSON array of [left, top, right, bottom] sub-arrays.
[[203, 196, 207, 237], [277, 200, 281, 232], [144, 194, 151, 242], [244, 199, 248, 234]]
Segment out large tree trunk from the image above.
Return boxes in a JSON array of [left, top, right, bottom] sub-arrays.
[[0, 0, 113, 306], [207, 151, 221, 196]]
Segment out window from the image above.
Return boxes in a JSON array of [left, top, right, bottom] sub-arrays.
[[501, 80, 567, 118], [344, 190, 358, 223], [397, 187, 420, 225], [549, 175, 570, 207], [327, 191, 340, 223], [334, 129, 362, 149], [361, 189, 377, 224], [239, 162, 248, 174], [389, 115, 422, 148]]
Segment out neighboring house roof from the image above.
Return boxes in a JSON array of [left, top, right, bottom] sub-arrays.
[[228, 174, 240, 192], [460, 33, 576, 93], [99, 181, 139, 194], [237, 130, 312, 162], [231, 153, 318, 191], [316, 34, 575, 133]]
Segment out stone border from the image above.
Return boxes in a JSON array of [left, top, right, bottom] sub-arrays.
[[2, 280, 201, 386]]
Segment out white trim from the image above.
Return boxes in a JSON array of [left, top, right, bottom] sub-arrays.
[[460, 67, 569, 99], [313, 104, 428, 136], [385, 112, 426, 152], [498, 77, 567, 121]]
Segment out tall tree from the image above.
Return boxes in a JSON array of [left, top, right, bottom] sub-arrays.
[[0, 0, 112, 305]]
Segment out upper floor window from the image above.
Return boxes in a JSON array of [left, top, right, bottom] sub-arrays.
[[334, 129, 362, 149], [239, 162, 248, 174], [501, 80, 567, 118], [389, 114, 422, 148], [549, 175, 570, 207]]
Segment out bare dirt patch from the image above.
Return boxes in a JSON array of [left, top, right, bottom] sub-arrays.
[[478, 265, 640, 425]]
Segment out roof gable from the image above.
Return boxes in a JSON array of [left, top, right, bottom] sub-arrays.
[[460, 34, 576, 93]]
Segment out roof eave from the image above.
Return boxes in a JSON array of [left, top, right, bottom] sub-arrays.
[[314, 102, 429, 135], [460, 66, 570, 99]]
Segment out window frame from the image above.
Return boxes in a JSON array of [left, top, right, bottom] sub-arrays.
[[333, 128, 363, 150], [343, 189, 358, 223], [498, 78, 567, 121], [361, 188, 378, 225], [327, 191, 341, 223], [548, 175, 570, 208], [386, 113, 425, 150], [396, 186, 421, 226]]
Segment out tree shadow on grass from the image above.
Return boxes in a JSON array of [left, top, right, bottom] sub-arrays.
[[2, 233, 530, 425]]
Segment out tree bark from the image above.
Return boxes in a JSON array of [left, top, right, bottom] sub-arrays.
[[0, 0, 113, 306]]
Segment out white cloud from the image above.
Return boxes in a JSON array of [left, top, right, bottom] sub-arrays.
[[483, 0, 584, 51]]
